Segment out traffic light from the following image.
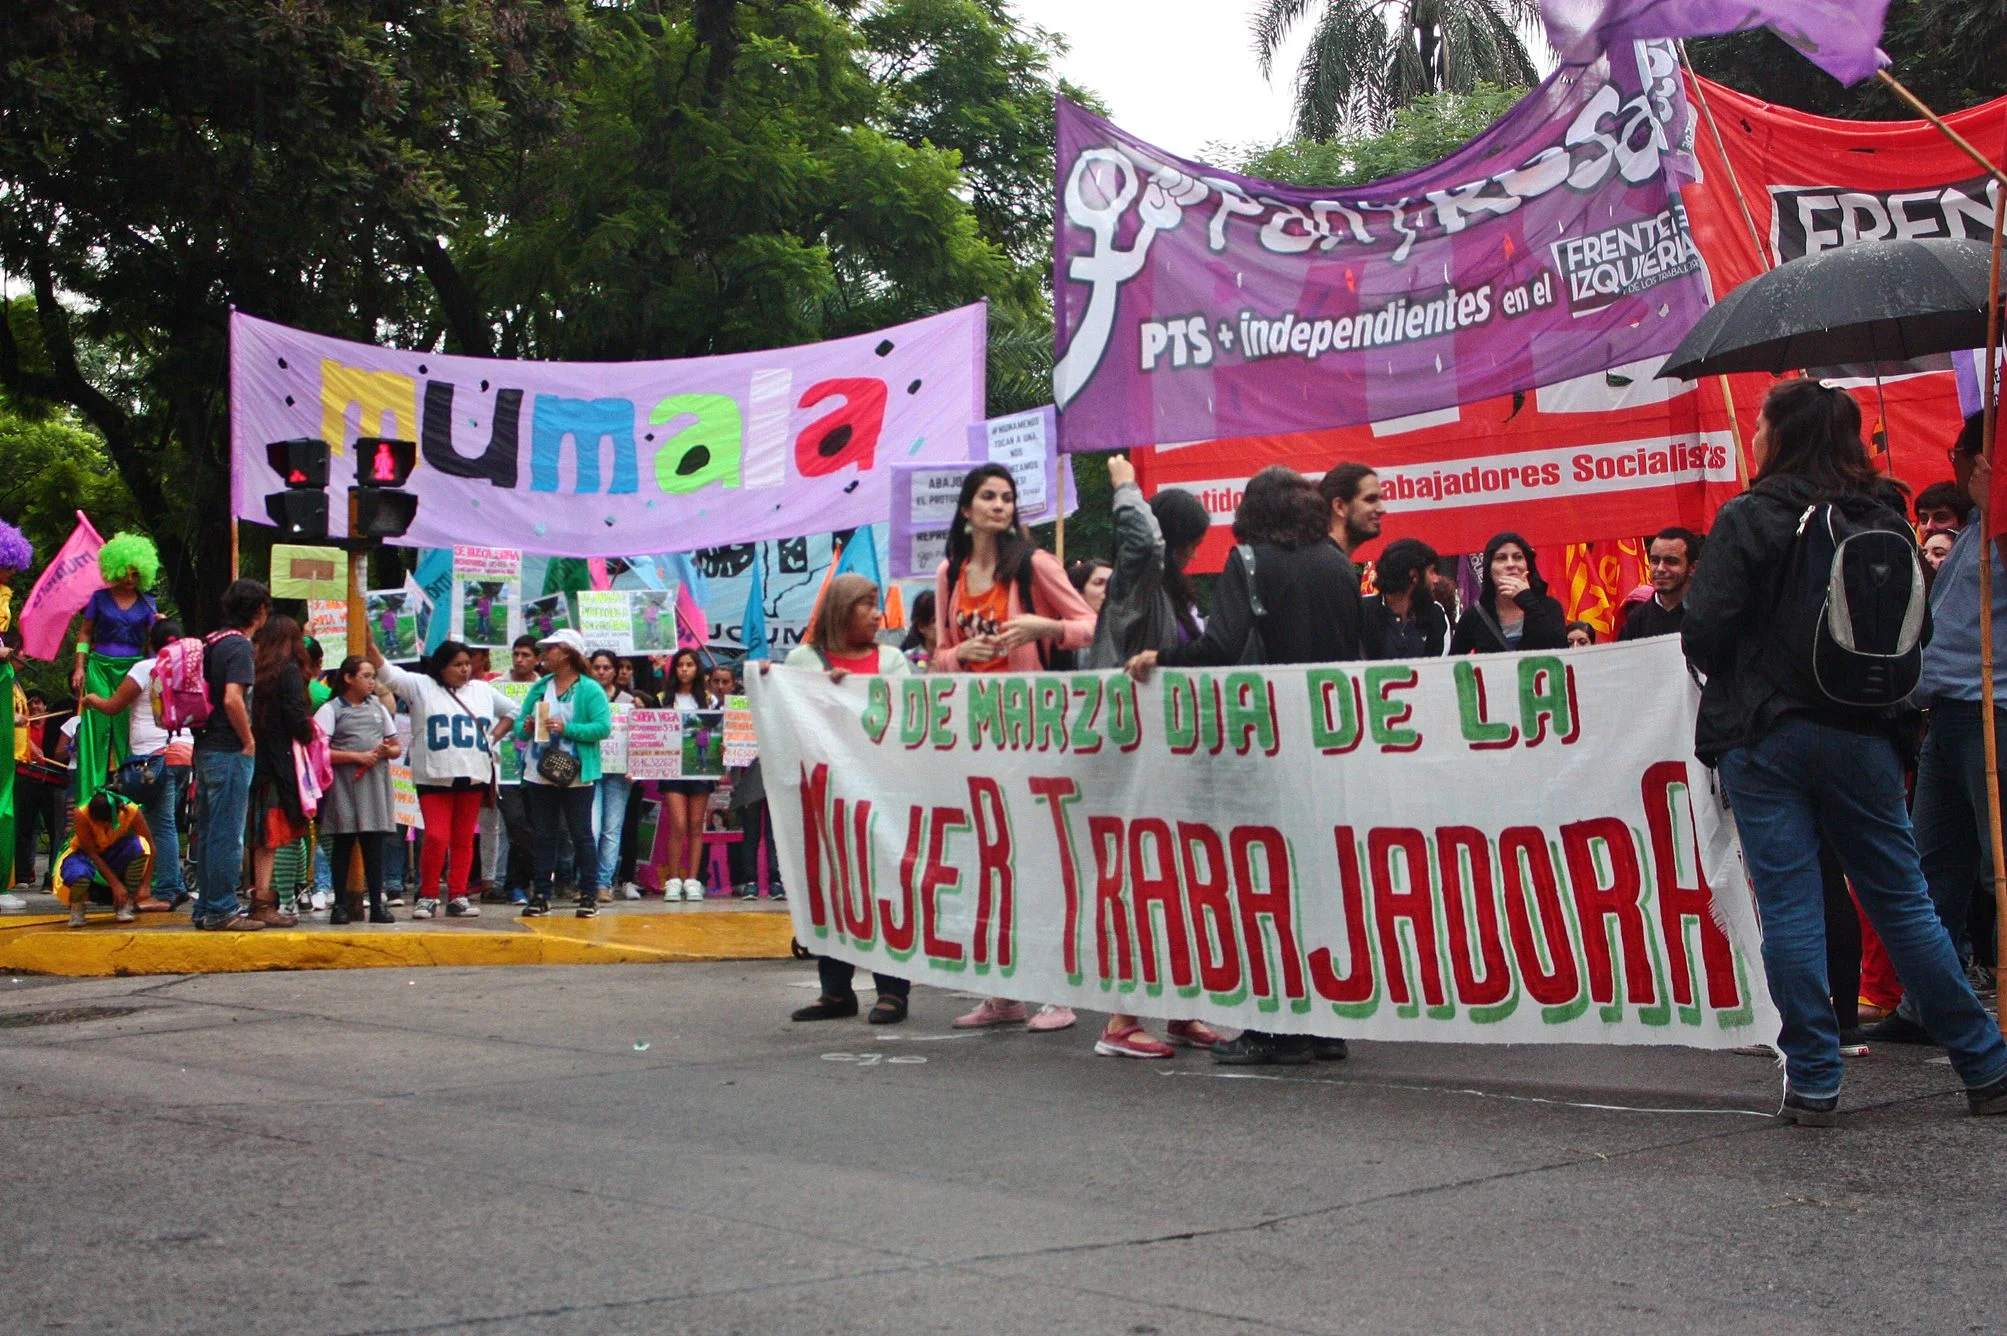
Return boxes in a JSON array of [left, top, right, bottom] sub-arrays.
[[264, 438, 331, 538], [351, 437, 419, 540]]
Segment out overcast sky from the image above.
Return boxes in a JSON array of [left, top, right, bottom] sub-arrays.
[[1008, 0, 1313, 159]]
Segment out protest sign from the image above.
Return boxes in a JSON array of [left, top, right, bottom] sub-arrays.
[[576, 590, 634, 654], [629, 590, 676, 653], [454, 546, 521, 581], [365, 589, 422, 661], [679, 710, 726, 780], [723, 695, 757, 769], [1052, 42, 1708, 451], [495, 680, 533, 784], [455, 578, 518, 650], [391, 762, 422, 829], [628, 710, 683, 781], [306, 600, 348, 647], [751, 638, 1776, 1047], [230, 305, 986, 557], [978, 407, 1052, 513], [522, 592, 573, 643], [603, 701, 633, 774], [270, 545, 350, 601], [886, 466, 967, 580]]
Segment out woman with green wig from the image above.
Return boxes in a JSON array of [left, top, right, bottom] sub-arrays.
[[70, 531, 160, 803]]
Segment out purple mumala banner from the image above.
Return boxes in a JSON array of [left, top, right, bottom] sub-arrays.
[[1542, 0, 1889, 87], [229, 305, 987, 557], [1051, 41, 1711, 453]]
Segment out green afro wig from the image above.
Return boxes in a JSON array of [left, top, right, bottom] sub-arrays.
[[97, 531, 161, 589]]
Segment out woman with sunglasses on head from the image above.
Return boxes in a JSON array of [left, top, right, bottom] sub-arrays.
[[934, 463, 1097, 1033]]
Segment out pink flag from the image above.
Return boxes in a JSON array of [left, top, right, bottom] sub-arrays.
[[1542, 0, 1889, 86], [18, 511, 105, 660], [674, 579, 708, 650], [587, 558, 613, 591]]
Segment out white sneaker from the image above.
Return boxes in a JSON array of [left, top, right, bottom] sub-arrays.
[[68, 902, 87, 928], [411, 897, 439, 920], [309, 890, 330, 913], [620, 883, 641, 900], [663, 880, 684, 902], [683, 878, 705, 901], [0, 892, 28, 913]]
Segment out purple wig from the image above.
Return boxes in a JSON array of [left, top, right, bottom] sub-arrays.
[[0, 519, 32, 573]]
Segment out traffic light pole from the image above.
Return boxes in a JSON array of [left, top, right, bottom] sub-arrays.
[[346, 489, 370, 661]]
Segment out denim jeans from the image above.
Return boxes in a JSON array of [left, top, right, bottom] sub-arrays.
[[1719, 716, 2007, 1098], [143, 762, 190, 901], [593, 775, 633, 891], [311, 840, 332, 896], [193, 749, 255, 926], [1910, 700, 2002, 969], [524, 781, 596, 900]]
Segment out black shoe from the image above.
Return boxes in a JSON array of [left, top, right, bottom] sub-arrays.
[[1863, 1013, 1938, 1046], [769, 885, 787, 903], [521, 896, 549, 918], [1780, 1091, 1839, 1127], [867, 994, 909, 1025], [576, 902, 598, 919], [369, 907, 396, 924], [791, 994, 859, 1022], [1968, 1074, 2007, 1116], [328, 902, 353, 926], [1211, 1031, 1313, 1066], [1311, 1037, 1349, 1061]]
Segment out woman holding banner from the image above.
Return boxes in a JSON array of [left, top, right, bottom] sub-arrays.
[[935, 463, 1097, 1034], [369, 635, 521, 921], [69, 532, 160, 803], [784, 573, 912, 1023], [659, 647, 719, 901], [1684, 381, 2007, 1124]]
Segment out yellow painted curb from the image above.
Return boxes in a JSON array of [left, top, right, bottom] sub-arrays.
[[0, 911, 796, 978]]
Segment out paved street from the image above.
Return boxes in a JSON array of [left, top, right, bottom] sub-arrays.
[[4, 962, 2001, 1334]]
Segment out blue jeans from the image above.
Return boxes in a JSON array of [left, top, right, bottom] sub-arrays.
[[1909, 700, 2001, 970], [594, 775, 633, 891], [143, 762, 190, 901], [1719, 716, 2007, 1098], [193, 750, 255, 926], [311, 840, 332, 896]]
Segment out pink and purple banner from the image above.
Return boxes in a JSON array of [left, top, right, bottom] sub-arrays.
[[1052, 41, 1711, 453], [229, 306, 988, 557], [1543, 0, 1889, 87], [17, 512, 104, 661]]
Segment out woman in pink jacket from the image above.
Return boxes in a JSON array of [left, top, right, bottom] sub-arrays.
[[933, 463, 1097, 1032]]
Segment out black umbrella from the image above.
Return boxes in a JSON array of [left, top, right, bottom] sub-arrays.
[[1658, 238, 2001, 381]]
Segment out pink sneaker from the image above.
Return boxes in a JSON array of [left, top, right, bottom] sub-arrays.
[[1026, 1004, 1077, 1032], [952, 998, 1028, 1028], [1166, 1019, 1223, 1049], [1094, 1024, 1174, 1059]]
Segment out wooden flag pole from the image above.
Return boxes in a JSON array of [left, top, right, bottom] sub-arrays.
[[1980, 187, 2005, 1028]]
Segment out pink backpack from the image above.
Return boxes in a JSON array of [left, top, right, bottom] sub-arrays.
[[152, 630, 241, 732]]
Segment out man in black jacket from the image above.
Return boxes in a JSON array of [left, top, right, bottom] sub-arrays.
[[1618, 527, 1702, 641], [1362, 538, 1448, 659]]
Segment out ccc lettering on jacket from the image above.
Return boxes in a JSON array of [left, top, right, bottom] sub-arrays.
[[426, 714, 493, 755]]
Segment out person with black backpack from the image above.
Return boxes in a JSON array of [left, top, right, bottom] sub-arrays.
[[1683, 379, 2007, 1125]]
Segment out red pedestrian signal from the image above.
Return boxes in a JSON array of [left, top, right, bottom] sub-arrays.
[[351, 437, 419, 539], [263, 438, 331, 538]]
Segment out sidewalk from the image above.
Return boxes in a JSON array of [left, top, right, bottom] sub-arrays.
[[0, 893, 795, 977]]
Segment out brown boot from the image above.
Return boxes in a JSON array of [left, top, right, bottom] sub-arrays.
[[249, 891, 297, 928]]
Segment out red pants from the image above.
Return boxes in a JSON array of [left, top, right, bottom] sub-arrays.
[[1857, 894, 1903, 1012], [417, 788, 485, 900]]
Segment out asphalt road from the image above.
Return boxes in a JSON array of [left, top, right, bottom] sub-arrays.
[[3, 962, 2001, 1334]]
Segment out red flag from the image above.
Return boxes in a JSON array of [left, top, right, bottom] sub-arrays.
[[18, 512, 105, 660]]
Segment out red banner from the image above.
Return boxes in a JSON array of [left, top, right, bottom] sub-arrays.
[[1140, 78, 2005, 573]]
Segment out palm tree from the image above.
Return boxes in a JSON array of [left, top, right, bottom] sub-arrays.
[[1253, 0, 1543, 139]]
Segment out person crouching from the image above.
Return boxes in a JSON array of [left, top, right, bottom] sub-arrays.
[[61, 791, 154, 926]]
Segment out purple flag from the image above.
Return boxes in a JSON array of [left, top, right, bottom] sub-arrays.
[[1543, 0, 1890, 87], [1053, 42, 1710, 453]]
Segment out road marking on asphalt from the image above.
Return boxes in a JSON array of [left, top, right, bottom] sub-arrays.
[[873, 1032, 977, 1043], [821, 1052, 928, 1066], [1155, 1069, 1774, 1117]]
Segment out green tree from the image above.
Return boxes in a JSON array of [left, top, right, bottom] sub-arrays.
[[1690, 0, 2007, 120], [1252, 0, 1540, 139], [1238, 82, 1530, 184]]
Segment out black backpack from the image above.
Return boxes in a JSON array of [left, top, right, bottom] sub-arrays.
[[1766, 496, 1926, 711]]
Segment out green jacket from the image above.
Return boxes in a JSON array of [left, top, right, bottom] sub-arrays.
[[514, 673, 613, 784]]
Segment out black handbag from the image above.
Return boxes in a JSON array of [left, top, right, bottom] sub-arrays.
[[536, 743, 580, 788], [112, 752, 167, 808]]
